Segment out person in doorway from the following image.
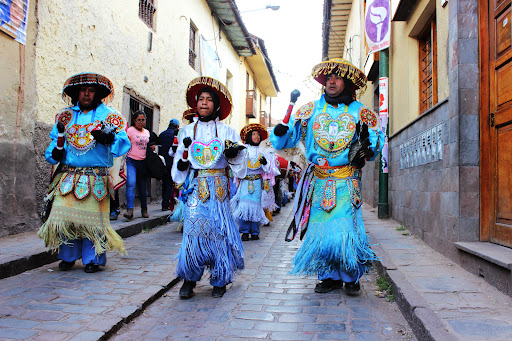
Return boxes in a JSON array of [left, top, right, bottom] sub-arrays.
[[172, 76, 247, 299], [38, 72, 131, 273], [270, 59, 384, 295], [124, 111, 151, 219], [231, 123, 271, 241]]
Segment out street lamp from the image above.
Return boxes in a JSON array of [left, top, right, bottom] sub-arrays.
[[241, 5, 280, 13]]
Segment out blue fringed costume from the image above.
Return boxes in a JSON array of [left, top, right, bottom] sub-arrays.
[[270, 59, 385, 285]]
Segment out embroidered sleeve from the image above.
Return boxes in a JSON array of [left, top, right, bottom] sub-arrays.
[[358, 105, 380, 131], [294, 102, 315, 120], [104, 111, 126, 133], [55, 108, 73, 126]]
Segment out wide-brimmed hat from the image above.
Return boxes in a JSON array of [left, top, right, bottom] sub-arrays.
[[311, 58, 367, 97], [186, 77, 232, 120], [182, 108, 197, 123], [240, 123, 268, 143], [62, 72, 114, 103]]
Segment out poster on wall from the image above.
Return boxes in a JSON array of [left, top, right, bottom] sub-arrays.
[[0, 0, 29, 45], [379, 76, 389, 173], [365, 0, 390, 54], [199, 35, 222, 81]]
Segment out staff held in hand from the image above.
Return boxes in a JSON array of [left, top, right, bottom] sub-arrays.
[[274, 89, 301, 136]]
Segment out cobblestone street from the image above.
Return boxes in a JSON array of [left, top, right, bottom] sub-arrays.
[[111, 205, 415, 341]]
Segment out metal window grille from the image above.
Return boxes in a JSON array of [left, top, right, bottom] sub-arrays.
[[139, 0, 156, 30], [189, 25, 197, 68]]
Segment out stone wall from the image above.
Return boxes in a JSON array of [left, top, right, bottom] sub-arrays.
[[361, 158, 379, 208]]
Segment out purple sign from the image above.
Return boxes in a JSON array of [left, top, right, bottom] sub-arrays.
[[365, 0, 390, 44]]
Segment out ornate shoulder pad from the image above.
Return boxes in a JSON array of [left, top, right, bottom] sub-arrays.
[[104, 110, 126, 133], [55, 108, 73, 126], [358, 105, 380, 131], [294, 102, 315, 120]]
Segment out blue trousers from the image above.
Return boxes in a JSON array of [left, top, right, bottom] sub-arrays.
[[239, 220, 260, 236], [59, 239, 106, 266], [318, 264, 365, 283], [185, 266, 228, 287], [126, 157, 148, 210]]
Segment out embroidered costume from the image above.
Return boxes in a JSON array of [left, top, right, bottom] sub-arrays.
[[38, 73, 131, 270], [172, 77, 247, 296], [231, 124, 271, 239], [271, 59, 384, 287]]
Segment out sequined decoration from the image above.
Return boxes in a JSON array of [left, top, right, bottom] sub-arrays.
[[190, 139, 223, 168], [359, 107, 380, 131], [92, 176, 107, 201], [312, 113, 356, 153], [59, 173, 77, 196], [74, 175, 91, 200], [104, 112, 125, 132], [198, 178, 210, 203], [300, 119, 308, 143], [320, 180, 337, 212], [263, 179, 270, 192], [294, 102, 315, 120], [66, 122, 101, 156], [248, 180, 255, 194], [348, 178, 362, 208], [214, 177, 227, 202]]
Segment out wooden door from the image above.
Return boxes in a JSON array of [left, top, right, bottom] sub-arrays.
[[482, 0, 512, 247]]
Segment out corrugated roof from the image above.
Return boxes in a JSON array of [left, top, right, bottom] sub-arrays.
[[205, 0, 257, 56], [322, 0, 353, 60]]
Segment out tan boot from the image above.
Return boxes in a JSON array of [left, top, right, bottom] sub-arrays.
[[141, 208, 149, 218], [123, 208, 133, 220]]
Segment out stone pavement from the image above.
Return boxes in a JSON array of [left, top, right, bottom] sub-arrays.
[[364, 207, 512, 341], [111, 204, 415, 341]]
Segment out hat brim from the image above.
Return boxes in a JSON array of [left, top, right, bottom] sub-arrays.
[[186, 77, 232, 121], [62, 73, 114, 103], [312, 59, 367, 97], [240, 123, 268, 142]]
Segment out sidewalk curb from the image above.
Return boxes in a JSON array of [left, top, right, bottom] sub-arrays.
[[370, 233, 458, 341], [0, 212, 170, 280], [99, 276, 181, 340]]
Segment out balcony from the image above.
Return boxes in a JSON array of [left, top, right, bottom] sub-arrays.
[[246, 90, 256, 118], [259, 111, 267, 125]]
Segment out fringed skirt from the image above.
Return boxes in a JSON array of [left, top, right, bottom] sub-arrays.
[[292, 177, 377, 281], [231, 178, 269, 225], [177, 174, 244, 284], [261, 179, 279, 212], [38, 172, 125, 256]]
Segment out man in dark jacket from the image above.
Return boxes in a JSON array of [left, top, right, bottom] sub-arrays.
[[159, 119, 179, 211]]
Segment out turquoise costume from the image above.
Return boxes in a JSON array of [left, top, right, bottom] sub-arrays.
[[271, 94, 384, 282]]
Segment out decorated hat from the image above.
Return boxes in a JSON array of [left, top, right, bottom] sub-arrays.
[[311, 58, 367, 97], [62, 72, 114, 103], [240, 123, 268, 143], [186, 77, 232, 120], [182, 108, 197, 123]]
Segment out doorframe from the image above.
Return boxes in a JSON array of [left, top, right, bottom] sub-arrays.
[[479, 0, 491, 241]]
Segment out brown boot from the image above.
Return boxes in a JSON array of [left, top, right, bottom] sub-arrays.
[[141, 208, 149, 218], [123, 208, 133, 220]]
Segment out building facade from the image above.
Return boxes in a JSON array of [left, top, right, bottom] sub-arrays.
[[0, 0, 278, 237]]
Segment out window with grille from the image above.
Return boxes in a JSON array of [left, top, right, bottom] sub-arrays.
[[189, 24, 197, 69], [418, 15, 438, 113], [139, 0, 156, 30]]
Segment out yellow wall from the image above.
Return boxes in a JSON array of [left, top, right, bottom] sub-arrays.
[[35, 0, 257, 133]]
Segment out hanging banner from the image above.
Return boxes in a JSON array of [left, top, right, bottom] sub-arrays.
[[199, 35, 222, 80], [0, 0, 30, 45], [365, 0, 390, 54], [379, 76, 389, 173]]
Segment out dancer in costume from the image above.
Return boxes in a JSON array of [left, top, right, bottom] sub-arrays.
[[172, 77, 247, 299], [38, 73, 131, 273], [271, 59, 384, 295], [231, 123, 271, 241], [261, 153, 280, 224]]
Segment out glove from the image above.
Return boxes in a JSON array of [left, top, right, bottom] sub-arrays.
[[273, 124, 289, 137], [223, 140, 246, 159], [52, 148, 64, 161], [177, 159, 190, 171], [91, 127, 115, 145], [349, 145, 374, 169], [56, 122, 65, 134], [259, 156, 267, 165], [183, 137, 192, 148], [356, 122, 370, 148]]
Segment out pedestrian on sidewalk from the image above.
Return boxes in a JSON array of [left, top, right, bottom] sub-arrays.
[[38, 72, 131, 273], [172, 77, 247, 299], [231, 123, 271, 241], [271, 59, 384, 295], [159, 119, 180, 211], [124, 110, 152, 219]]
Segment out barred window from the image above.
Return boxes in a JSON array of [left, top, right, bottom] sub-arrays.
[[419, 15, 437, 113], [139, 0, 156, 30], [189, 24, 197, 69]]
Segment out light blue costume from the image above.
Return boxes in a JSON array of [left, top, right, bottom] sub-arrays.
[[40, 103, 131, 266], [271, 95, 384, 283], [172, 118, 247, 287], [231, 145, 271, 236]]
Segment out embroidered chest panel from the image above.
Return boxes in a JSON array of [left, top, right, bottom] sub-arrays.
[[65, 121, 102, 153], [248, 154, 263, 169], [190, 138, 223, 167], [294, 102, 315, 120], [359, 106, 380, 131], [312, 113, 356, 152]]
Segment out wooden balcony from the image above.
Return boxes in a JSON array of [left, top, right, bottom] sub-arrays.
[[246, 90, 256, 118]]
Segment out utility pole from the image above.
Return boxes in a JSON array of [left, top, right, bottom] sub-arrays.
[[378, 48, 389, 218]]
